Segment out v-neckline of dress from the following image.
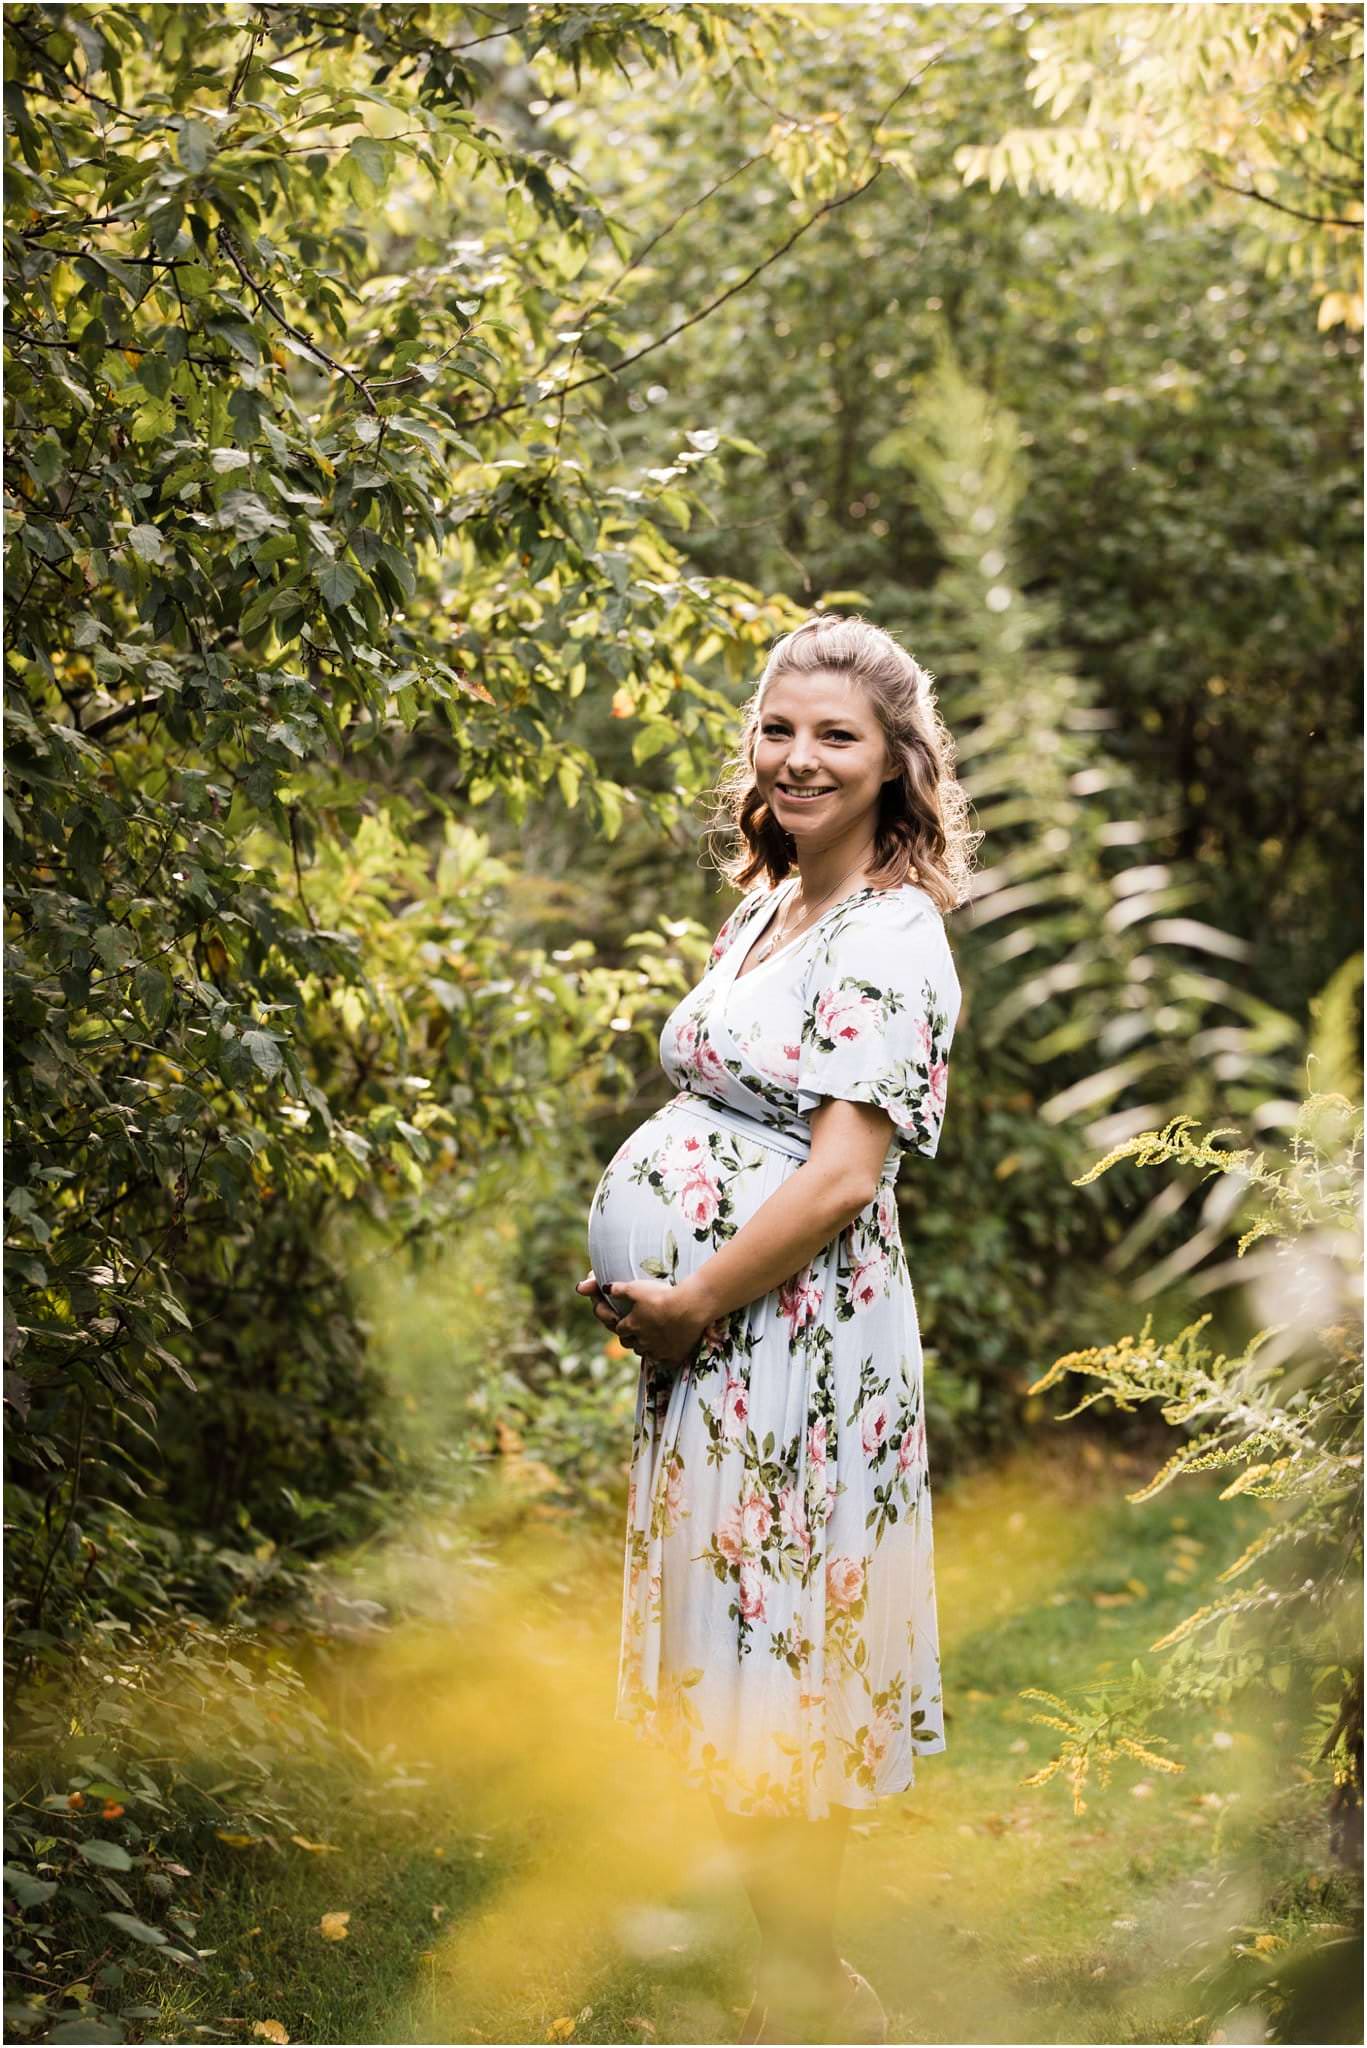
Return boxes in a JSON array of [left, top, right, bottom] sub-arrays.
[[728, 875, 882, 987]]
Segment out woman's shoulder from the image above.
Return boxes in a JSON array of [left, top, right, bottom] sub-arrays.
[[854, 879, 946, 929], [818, 880, 957, 979]]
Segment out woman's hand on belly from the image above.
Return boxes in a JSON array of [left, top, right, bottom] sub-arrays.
[[577, 1272, 712, 1366]]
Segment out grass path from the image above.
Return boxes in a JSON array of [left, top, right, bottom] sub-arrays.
[[164, 1435, 1347, 2046]]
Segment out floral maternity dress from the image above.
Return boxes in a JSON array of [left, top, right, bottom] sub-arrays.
[[587, 875, 961, 1819]]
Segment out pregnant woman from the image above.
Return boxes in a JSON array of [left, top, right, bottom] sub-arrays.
[[579, 611, 974, 2043]]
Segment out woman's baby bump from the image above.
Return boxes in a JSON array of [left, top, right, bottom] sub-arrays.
[[587, 1106, 725, 1295]]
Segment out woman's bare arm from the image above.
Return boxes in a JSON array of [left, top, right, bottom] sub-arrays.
[[677, 1097, 894, 1326]]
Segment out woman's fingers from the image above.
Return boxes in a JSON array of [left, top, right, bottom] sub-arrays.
[[580, 1274, 644, 1349]]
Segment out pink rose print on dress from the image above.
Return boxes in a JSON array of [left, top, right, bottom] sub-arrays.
[[679, 1169, 721, 1230], [721, 1377, 749, 1441], [860, 1396, 892, 1457], [814, 984, 880, 1046], [806, 1416, 837, 1524], [913, 1014, 935, 1062], [740, 1489, 773, 1550], [738, 1561, 767, 1623], [778, 1271, 824, 1336], [779, 1485, 812, 1558], [655, 1130, 711, 1190], [928, 1058, 948, 1117], [664, 1459, 686, 1519], [627, 1478, 639, 1522], [716, 1505, 744, 1566], [861, 1709, 898, 1774], [697, 1316, 731, 1362], [849, 1249, 890, 1312], [897, 1415, 926, 1474], [673, 1017, 728, 1088], [742, 1035, 801, 1086], [826, 1555, 865, 1611], [876, 1185, 898, 1240]]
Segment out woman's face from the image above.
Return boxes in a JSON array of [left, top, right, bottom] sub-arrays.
[[752, 668, 894, 851]]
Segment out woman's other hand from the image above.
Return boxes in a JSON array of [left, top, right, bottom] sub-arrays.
[[576, 1273, 710, 1365], [576, 1273, 623, 1331]]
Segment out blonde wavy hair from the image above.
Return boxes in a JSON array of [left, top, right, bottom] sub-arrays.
[[702, 612, 979, 914]]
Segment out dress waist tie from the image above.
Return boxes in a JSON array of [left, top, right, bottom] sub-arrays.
[[669, 1089, 899, 1184]]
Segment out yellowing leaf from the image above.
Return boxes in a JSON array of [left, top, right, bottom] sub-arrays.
[[611, 689, 634, 718], [291, 1835, 342, 1855], [547, 2022, 576, 2043], [216, 1830, 261, 1848], [253, 2025, 290, 2045], [319, 1910, 351, 1941]]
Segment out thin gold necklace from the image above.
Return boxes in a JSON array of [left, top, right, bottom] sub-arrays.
[[751, 855, 872, 965]]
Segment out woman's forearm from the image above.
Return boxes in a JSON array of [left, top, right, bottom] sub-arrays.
[[679, 1162, 872, 1326]]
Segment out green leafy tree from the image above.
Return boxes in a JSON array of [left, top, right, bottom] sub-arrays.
[[957, 2, 1365, 331]]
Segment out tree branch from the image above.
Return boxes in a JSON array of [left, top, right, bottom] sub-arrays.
[[464, 167, 887, 428], [4, 323, 222, 367], [215, 224, 379, 415], [1207, 174, 1363, 229], [84, 694, 165, 741]]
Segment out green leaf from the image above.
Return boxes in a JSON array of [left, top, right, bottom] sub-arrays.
[[93, 927, 135, 973], [126, 522, 168, 564], [77, 1839, 134, 1872], [130, 401, 175, 444], [133, 966, 173, 1028], [317, 560, 359, 609], [242, 1031, 284, 1079], [3, 1862, 58, 1906], [102, 1911, 166, 1946], [349, 135, 390, 189], [177, 116, 213, 172]]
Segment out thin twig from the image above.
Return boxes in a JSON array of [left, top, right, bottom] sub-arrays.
[[464, 168, 886, 429], [3, 323, 221, 367], [215, 224, 379, 414], [1207, 173, 1362, 229], [289, 805, 321, 932], [84, 694, 165, 742]]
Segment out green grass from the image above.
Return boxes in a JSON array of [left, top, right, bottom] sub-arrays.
[[61, 1437, 1364, 2045]]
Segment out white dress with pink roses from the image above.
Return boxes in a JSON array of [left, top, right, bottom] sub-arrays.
[[587, 877, 961, 1819]]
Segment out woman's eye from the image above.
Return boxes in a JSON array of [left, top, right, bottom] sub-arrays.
[[760, 727, 855, 741]]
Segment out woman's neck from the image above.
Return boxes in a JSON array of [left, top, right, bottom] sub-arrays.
[[789, 827, 878, 904]]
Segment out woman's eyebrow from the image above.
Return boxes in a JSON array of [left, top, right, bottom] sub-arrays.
[[761, 713, 862, 727]]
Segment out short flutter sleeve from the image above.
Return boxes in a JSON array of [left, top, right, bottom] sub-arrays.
[[795, 891, 961, 1159]]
